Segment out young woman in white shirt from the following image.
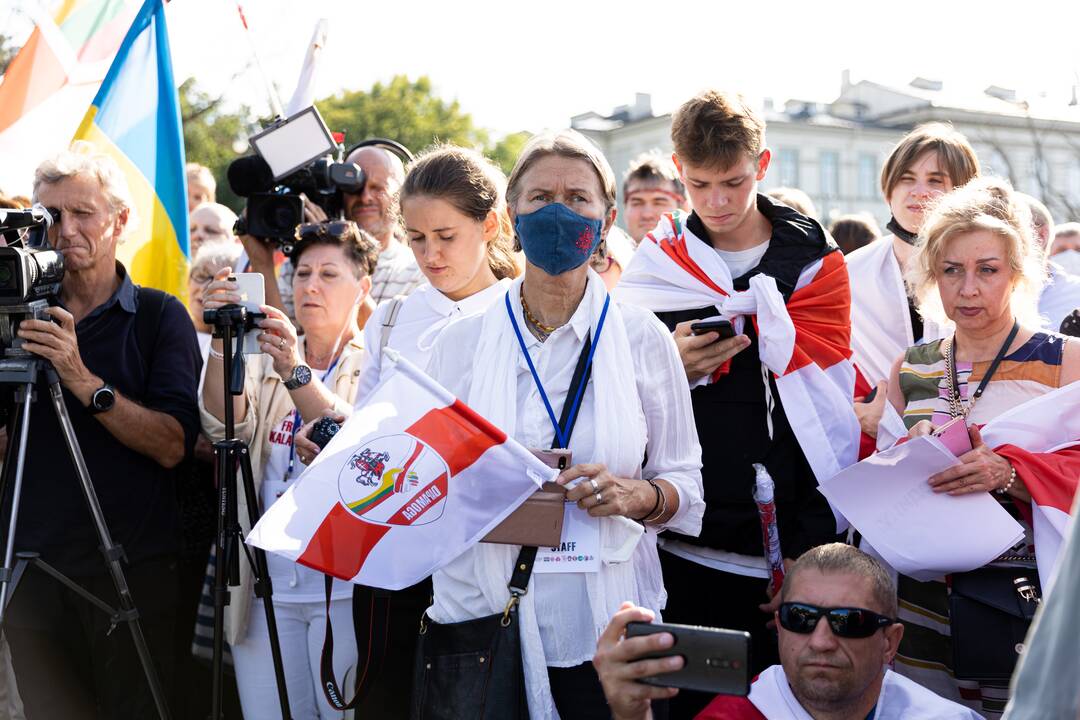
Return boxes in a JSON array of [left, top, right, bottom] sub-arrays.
[[294, 144, 520, 717]]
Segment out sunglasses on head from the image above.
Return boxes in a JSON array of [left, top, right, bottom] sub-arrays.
[[294, 221, 353, 242], [778, 603, 896, 639]]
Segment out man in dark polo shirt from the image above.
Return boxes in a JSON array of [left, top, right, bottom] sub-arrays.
[[2, 147, 200, 718]]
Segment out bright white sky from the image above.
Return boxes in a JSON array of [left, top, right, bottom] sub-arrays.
[[3, 0, 1080, 137]]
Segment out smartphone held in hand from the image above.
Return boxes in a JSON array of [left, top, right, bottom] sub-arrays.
[[231, 272, 266, 355], [625, 621, 751, 696]]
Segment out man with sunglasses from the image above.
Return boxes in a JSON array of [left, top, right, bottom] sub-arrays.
[[595, 544, 982, 719]]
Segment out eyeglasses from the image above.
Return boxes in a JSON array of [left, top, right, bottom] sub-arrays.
[[778, 603, 896, 639], [294, 220, 353, 242], [190, 269, 214, 285]]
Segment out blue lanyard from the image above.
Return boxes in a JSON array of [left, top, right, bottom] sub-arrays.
[[505, 290, 610, 449], [284, 354, 342, 481]]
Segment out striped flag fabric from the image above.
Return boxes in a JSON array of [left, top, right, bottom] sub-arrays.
[[71, 0, 189, 300], [247, 351, 557, 590], [980, 380, 1080, 591], [615, 210, 861, 496], [0, 0, 139, 194]]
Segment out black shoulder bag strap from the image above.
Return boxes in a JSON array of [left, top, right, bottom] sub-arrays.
[[319, 333, 594, 711]]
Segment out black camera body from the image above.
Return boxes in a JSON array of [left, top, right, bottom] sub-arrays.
[[309, 416, 341, 450], [230, 155, 364, 247], [0, 207, 65, 306], [226, 106, 364, 252]]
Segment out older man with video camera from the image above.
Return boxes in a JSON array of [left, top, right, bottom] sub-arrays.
[[1, 145, 201, 718], [595, 544, 982, 720]]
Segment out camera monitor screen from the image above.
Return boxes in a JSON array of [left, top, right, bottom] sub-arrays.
[[250, 106, 336, 181]]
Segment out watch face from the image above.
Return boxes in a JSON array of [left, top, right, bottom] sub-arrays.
[[294, 365, 312, 385], [93, 386, 116, 411]]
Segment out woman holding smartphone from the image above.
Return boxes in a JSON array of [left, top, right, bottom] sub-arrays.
[[200, 221, 377, 719]]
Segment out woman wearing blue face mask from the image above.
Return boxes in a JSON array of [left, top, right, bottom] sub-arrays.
[[418, 130, 705, 720]]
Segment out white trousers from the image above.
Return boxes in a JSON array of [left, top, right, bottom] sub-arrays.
[[231, 595, 356, 720]]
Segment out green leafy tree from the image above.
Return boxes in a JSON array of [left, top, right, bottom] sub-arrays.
[[316, 75, 490, 157], [179, 78, 253, 211], [0, 33, 19, 76]]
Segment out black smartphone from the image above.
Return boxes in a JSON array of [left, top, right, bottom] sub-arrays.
[[625, 621, 751, 696], [690, 319, 736, 340], [861, 386, 878, 403]]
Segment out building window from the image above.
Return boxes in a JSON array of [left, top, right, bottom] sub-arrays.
[[778, 148, 800, 188], [857, 154, 877, 199], [820, 151, 839, 199]]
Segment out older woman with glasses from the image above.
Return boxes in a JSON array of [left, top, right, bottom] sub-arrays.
[[200, 220, 378, 719]]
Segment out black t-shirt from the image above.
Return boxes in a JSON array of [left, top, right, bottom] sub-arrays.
[[6, 264, 202, 576], [656, 195, 844, 559]]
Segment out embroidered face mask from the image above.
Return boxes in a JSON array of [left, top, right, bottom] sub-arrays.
[[514, 203, 604, 276]]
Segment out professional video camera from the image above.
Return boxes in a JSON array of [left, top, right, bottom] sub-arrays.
[[0, 205, 65, 379], [226, 106, 363, 252]]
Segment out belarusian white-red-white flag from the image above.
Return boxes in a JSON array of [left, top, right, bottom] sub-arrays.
[[615, 210, 861, 503], [247, 350, 556, 590]]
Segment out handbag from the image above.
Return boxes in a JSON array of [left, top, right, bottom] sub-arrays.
[[949, 562, 1041, 680], [409, 332, 595, 719]]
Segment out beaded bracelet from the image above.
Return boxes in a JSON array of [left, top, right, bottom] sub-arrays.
[[208, 346, 224, 360], [995, 464, 1017, 495]]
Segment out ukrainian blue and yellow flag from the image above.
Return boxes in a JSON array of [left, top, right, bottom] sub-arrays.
[[72, 0, 188, 300]]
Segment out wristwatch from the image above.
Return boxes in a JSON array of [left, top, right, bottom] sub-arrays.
[[88, 383, 116, 414], [283, 364, 312, 390]]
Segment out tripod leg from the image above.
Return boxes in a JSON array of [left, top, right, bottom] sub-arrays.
[[47, 380, 172, 720], [0, 383, 33, 625], [237, 446, 293, 719], [210, 441, 234, 720]]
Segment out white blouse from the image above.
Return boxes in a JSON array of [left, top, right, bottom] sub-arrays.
[[356, 280, 513, 407], [426, 293, 704, 669]]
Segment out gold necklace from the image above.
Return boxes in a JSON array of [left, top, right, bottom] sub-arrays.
[[520, 285, 557, 334]]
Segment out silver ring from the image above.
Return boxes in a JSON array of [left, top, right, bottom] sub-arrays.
[[589, 478, 599, 492], [595, 492, 603, 504], [278, 337, 286, 350]]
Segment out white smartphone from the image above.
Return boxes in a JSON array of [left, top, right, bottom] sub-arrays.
[[231, 272, 265, 355]]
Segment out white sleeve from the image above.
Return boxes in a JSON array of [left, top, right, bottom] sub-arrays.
[[632, 309, 705, 537], [355, 301, 388, 409]]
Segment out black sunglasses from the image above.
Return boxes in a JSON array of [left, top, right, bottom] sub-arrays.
[[778, 603, 896, 639], [294, 220, 353, 242]]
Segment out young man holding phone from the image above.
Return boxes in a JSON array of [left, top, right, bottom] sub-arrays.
[[594, 545, 980, 720], [616, 90, 860, 717]]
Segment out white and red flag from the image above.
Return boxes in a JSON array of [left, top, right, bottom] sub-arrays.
[[247, 350, 557, 590], [615, 210, 861, 496]]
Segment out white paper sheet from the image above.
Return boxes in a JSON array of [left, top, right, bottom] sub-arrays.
[[820, 437, 1025, 580]]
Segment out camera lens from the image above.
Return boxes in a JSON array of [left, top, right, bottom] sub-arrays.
[[0, 260, 15, 290]]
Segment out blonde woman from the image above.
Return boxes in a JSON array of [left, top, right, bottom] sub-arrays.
[[881, 177, 1080, 717]]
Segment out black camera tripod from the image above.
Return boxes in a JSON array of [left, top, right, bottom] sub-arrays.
[[205, 304, 292, 720], [0, 349, 171, 720]]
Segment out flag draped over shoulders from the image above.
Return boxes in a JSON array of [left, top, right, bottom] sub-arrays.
[[71, 0, 189, 300], [615, 209, 861, 498]]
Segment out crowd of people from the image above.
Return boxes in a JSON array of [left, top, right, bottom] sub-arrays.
[[0, 86, 1078, 720]]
